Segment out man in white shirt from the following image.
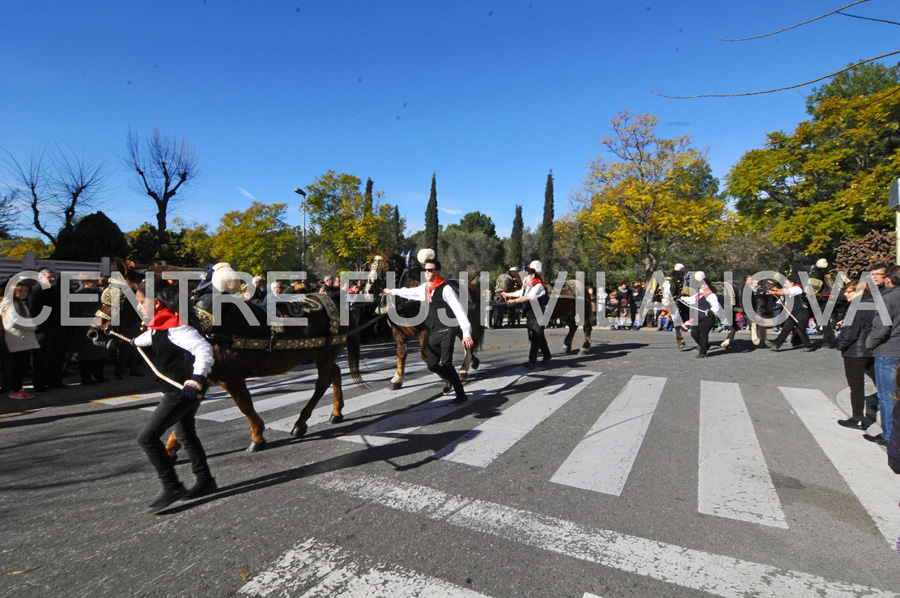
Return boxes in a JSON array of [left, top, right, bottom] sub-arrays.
[[384, 259, 474, 404], [502, 266, 551, 368]]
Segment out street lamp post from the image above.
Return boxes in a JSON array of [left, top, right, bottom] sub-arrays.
[[294, 187, 307, 272]]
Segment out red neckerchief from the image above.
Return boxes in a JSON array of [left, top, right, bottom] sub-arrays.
[[531, 276, 547, 290], [147, 307, 181, 331], [426, 275, 446, 302]]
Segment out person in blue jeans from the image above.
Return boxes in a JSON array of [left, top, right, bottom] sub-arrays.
[[865, 265, 900, 446]]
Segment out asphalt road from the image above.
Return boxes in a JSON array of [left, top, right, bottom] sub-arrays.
[[2, 326, 899, 597]]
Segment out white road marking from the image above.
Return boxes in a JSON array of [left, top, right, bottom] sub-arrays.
[[435, 370, 600, 467], [309, 471, 899, 598], [780, 386, 900, 547], [337, 368, 528, 447], [239, 537, 490, 597], [698, 381, 787, 528], [550, 375, 666, 495]]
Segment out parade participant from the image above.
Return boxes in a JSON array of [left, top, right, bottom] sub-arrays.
[[681, 272, 722, 358], [765, 273, 815, 352], [383, 258, 474, 404], [132, 282, 217, 512], [502, 265, 551, 368]]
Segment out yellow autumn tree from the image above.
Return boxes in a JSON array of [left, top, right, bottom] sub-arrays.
[[574, 111, 731, 278]]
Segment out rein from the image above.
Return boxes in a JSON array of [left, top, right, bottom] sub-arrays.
[[104, 329, 186, 391]]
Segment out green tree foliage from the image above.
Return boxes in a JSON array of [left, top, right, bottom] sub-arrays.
[[0, 236, 52, 258], [573, 111, 729, 278], [305, 171, 394, 271], [508, 205, 523, 268], [540, 171, 555, 274], [206, 202, 300, 276], [805, 60, 900, 114], [439, 227, 503, 284], [425, 173, 439, 253], [446, 211, 497, 237], [727, 78, 900, 258], [392, 206, 402, 249], [52, 211, 129, 261]]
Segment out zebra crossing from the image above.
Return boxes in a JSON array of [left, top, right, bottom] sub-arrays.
[[101, 358, 900, 545]]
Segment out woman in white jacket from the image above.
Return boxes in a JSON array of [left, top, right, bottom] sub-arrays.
[[1, 281, 40, 399]]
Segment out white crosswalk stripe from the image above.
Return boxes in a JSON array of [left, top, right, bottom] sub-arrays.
[[698, 381, 787, 528], [238, 537, 492, 597], [550, 375, 666, 495], [434, 370, 600, 467], [781, 386, 900, 547]]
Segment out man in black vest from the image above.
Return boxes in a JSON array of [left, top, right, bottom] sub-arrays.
[[383, 259, 474, 404], [502, 266, 551, 368], [681, 272, 723, 358], [132, 283, 217, 512]]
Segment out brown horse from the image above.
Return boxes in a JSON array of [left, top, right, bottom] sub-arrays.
[[363, 250, 484, 390], [89, 258, 364, 454], [498, 268, 593, 354]]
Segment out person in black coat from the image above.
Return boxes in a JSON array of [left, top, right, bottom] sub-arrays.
[[834, 280, 877, 430]]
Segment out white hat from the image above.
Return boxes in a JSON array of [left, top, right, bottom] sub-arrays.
[[674, 263, 684, 272], [815, 258, 828, 269], [211, 263, 241, 293], [693, 271, 706, 282], [529, 260, 543, 274], [417, 248, 435, 265]]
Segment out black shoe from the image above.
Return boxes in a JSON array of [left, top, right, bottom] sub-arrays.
[[448, 394, 468, 405], [442, 381, 453, 396], [800, 346, 815, 352], [182, 477, 217, 500], [541, 355, 551, 364], [863, 433, 889, 446], [523, 361, 537, 369], [838, 418, 868, 430], [764, 340, 781, 351], [696, 353, 707, 358], [95, 377, 110, 383], [146, 483, 186, 513], [81, 379, 96, 386]]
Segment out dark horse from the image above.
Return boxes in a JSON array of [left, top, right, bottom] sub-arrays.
[[496, 267, 593, 354], [89, 259, 364, 454], [363, 250, 485, 390]]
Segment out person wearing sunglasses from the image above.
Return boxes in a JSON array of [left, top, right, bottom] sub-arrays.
[[383, 258, 474, 404]]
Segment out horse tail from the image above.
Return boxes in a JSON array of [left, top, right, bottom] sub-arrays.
[[346, 330, 366, 388]]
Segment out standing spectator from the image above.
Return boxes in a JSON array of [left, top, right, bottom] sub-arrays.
[[248, 276, 265, 304], [613, 283, 631, 330], [1, 281, 39, 399], [322, 274, 341, 303], [865, 265, 900, 446], [835, 280, 876, 430], [28, 268, 69, 390], [502, 266, 551, 368], [73, 275, 110, 385], [262, 281, 284, 307]]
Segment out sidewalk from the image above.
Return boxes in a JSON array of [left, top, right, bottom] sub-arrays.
[[0, 368, 159, 416]]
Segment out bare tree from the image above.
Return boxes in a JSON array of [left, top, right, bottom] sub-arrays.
[[2, 144, 107, 245], [124, 128, 200, 256]]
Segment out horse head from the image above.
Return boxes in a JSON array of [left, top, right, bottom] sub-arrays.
[[88, 261, 147, 348]]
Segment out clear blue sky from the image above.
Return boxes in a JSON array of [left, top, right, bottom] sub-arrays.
[[3, 1, 897, 239]]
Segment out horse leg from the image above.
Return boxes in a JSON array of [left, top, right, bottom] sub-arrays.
[[220, 378, 267, 452], [291, 358, 336, 438], [579, 320, 592, 354], [459, 343, 472, 379], [563, 320, 575, 353], [721, 326, 736, 349], [328, 360, 345, 424], [165, 431, 181, 462], [390, 338, 409, 390], [675, 327, 686, 350]]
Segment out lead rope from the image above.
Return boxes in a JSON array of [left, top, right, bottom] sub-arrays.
[[105, 329, 185, 390]]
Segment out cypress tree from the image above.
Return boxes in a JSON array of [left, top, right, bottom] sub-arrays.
[[510, 205, 523, 267], [540, 170, 554, 275], [425, 172, 439, 253], [392, 206, 401, 249], [364, 178, 374, 215]]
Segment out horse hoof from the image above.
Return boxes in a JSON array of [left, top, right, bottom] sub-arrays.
[[389, 382, 403, 390], [247, 439, 267, 452], [459, 371, 468, 380], [291, 425, 307, 438], [329, 414, 344, 424], [564, 345, 572, 354], [578, 347, 589, 355], [471, 356, 480, 370]]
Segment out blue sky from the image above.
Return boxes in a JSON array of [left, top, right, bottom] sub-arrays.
[[2, 1, 897, 240]]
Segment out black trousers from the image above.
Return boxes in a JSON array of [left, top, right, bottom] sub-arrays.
[[526, 316, 551, 363], [691, 316, 716, 355], [427, 328, 465, 399], [136, 391, 211, 488], [774, 307, 812, 348], [843, 356, 875, 421], [9, 350, 31, 392]]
